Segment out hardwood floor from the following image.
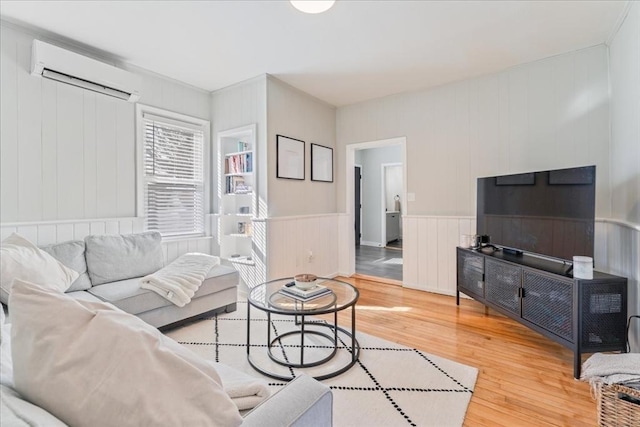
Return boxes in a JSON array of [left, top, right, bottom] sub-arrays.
[[334, 276, 598, 427]]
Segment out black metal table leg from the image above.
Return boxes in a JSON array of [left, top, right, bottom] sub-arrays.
[[246, 301, 251, 357]]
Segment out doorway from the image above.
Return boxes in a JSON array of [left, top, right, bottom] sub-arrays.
[[349, 139, 406, 282]]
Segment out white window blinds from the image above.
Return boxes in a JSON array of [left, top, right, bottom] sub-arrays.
[[142, 113, 205, 238]]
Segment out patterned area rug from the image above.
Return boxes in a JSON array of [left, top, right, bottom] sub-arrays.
[[166, 302, 477, 427]]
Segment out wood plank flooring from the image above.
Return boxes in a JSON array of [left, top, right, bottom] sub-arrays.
[[333, 276, 598, 427]]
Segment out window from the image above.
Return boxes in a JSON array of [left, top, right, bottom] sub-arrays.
[[136, 105, 209, 238]]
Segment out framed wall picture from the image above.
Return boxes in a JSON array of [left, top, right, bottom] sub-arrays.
[[311, 143, 333, 182], [276, 135, 305, 180]]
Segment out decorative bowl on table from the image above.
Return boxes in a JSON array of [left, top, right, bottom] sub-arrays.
[[294, 274, 317, 290]]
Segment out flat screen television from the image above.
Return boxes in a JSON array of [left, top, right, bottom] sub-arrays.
[[476, 165, 596, 261]]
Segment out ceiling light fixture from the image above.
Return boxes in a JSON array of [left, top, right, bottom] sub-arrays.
[[290, 0, 335, 14]]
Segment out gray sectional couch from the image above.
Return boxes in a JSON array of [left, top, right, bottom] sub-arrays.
[[0, 231, 333, 426], [40, 231, 239, 329]]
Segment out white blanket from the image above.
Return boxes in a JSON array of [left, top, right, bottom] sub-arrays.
[[212, 363, 270, 411], [140, 253, 220, 307]]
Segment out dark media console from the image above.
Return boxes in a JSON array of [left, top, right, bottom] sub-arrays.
[[456, 247, 628, 378]]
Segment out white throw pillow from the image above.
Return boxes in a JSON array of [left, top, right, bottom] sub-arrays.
[[0, 233, 78, 304], [9, 280, 242, 427]]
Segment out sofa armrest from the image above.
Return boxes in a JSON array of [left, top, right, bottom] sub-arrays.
[[241, 374, 332, 427]]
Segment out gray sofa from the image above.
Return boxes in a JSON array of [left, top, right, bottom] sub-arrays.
[[0, 231, 334, 426], [39, 231, 239, 329], [0, 375, 332, 426]]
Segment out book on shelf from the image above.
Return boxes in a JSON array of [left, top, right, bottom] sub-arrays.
[[245, 152, 252, 173], [225, 152, 253, 174], [225, 176, 252, 194], [244, 222, 253, 236], [279, 284, 332, 301], [237, 141, 249, 152]]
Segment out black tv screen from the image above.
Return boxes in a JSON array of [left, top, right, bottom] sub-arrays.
[[476, 166, 596, 261]]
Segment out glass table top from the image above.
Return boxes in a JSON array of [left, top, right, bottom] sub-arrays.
[[248, 277, 359, 315]]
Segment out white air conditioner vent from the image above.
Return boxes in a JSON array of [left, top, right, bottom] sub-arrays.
[[31, 40, 141, 102]]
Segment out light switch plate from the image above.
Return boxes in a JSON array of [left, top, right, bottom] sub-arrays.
[[407, 192, 416, 202]]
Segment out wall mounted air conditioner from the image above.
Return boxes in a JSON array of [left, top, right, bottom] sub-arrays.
[[31, 40, 141, 102]]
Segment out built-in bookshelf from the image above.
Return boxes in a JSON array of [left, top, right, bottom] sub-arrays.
[[218, 124, 256, 265]]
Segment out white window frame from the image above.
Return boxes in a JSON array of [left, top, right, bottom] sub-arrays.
[[135, 104, 210, 239]]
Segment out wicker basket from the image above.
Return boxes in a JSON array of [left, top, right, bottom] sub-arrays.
[[597, 382, 640, 427]]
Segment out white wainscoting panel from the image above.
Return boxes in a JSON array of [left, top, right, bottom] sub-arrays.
[[337, 214, 353, 276], [402, 216, 475, 296], [1, 218, 142, 245], [1, 216, 215, 264], [595, 219, 640, 352], [266, 214, 340, 280]]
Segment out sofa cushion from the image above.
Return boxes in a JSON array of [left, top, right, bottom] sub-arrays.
[[0, 233, 78, 304], [66, 290, 105, 303], [40, 240, 92, 292], [85, 231, 164, 286], [88, 265, 238, 315], [9, 279, 243, 427]]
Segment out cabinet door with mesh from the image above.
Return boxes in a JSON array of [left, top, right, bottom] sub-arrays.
[[485, 258, 521, 315], [457, 250, 484, 299], [522, 270, 573, 342], [580, 280, 627, 351]]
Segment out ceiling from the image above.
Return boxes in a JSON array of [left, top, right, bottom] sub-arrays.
[[0, 1, 628, 107]]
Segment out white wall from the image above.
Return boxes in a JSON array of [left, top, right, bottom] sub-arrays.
[[337, 45, 611, 218], [608, 2, 639, 351], [385, 166, 402, 212], [0, 22, 213, 261], [259, 76, 340, 279], [609, 3, 639, 226], [211, 76, 268, 217], [211, 76, 339, 282], [337, 38, 638, 349], [336, 44, 629, 323], [0, 22, 210, 224], [210, 76, 268, 287], [267, 76, 337, 217], [358, 145, 402, 245]]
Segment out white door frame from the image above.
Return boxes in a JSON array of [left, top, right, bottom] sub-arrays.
[[381, 162, 403, 246], [344, 137, 407, 277]]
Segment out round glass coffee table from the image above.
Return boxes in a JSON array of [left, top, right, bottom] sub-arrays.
[[247, 277, 360, 381]]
